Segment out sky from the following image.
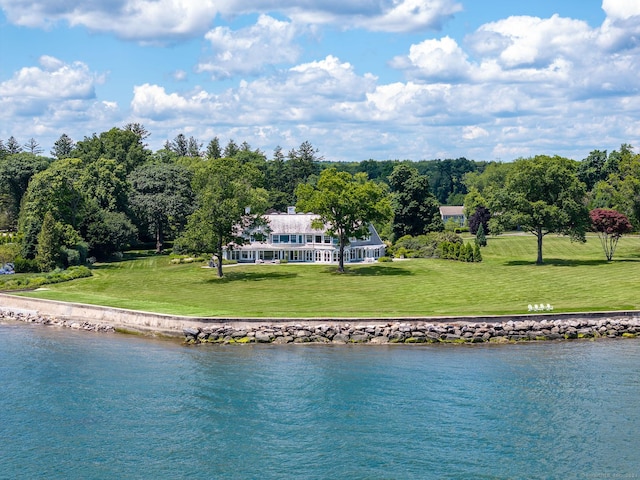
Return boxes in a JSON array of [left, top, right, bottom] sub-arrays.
[[0, 0, 639, 162]]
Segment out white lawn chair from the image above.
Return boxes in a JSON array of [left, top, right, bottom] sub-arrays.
[[528, 304, 534, 312]]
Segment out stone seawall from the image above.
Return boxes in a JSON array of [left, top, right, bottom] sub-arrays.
[[1, 293, 639, 345], [183, 317, 640, 344]]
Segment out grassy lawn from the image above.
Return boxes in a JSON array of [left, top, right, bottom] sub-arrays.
[[14, 233, 640, 318]]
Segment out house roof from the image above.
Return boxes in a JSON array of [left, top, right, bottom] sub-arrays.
[[258, 212, 384, 247], [439, 206, 465, 216], [263, 213, 323, 234]]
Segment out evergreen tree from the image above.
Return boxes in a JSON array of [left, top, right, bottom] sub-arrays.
[[170, 133, 189, 157], [475, 223, 487, 247], [6, 136, 22, 154], [35, 212, 64, 272], [473, 242, 482, 262], [206, 137, 222, 159], [51, 133, 75, 159], [187, 136, 202, 157], [223, 139, 239, 158], [23, 138, 43, 155]]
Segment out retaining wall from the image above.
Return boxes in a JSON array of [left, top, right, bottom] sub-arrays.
[[1, 293, 640, 344]]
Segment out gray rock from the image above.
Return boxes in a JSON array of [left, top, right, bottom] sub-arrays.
[[332, 334, 350, 343], [255, 331, 274, 343]]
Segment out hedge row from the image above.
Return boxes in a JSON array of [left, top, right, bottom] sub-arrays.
[[0, 265, 92, 290]]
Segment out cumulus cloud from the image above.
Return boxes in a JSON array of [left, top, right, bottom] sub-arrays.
[[133, 55, 376, 125], [391, 36, 471, 81], [0, 0, 220, 42], [0, 56, 120, 148], [0, 55, 98, 104], [197, 15, 302, 79], [394, 7, 640, 97], [0, 0, 461, 41], [283, 0, 462, 32]]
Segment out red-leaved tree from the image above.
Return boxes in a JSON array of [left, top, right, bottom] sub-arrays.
[[590, 208, 633, 261]]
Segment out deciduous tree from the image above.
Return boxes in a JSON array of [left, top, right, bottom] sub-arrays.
[[296, 168, 391, 273], [128, 163, 195, 253], [468, 206, 491, 235], [489, 155, 589, 264], [590, 208, 633, 261], [0, 152, 51, 228], [388, 164, 442, 239], [176, 157, 267, 278]]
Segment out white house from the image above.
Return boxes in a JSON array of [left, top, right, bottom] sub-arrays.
[[223, 208, 386, 264], [439, 206, 466, 227]]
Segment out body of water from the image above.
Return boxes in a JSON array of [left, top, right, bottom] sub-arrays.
[[1, 321, 639, 479]]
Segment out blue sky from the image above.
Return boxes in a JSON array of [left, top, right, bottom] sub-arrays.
[[0, 0, 638, 162]]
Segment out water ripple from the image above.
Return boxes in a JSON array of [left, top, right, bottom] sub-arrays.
[[1, 326, 639, 479]]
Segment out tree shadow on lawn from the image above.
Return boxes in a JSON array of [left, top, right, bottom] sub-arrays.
[[326, 264, 414, 276], [205, 271, 299, 283], [503, 257, 640, 267]]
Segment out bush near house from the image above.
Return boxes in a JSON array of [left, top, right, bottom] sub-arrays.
[[389, 231, 464, 259]]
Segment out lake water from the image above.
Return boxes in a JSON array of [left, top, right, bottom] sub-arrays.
[[1, 321, 639, 480]]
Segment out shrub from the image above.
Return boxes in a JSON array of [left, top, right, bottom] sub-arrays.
[[475, 223, 487, 247], [63, 248, 81, 267], [13, 256, 39, 273], [377, 256, 393, 262], [474, 243, 482, 262]]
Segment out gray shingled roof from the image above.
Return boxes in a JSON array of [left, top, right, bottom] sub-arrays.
[[265, 213, 323, 234]]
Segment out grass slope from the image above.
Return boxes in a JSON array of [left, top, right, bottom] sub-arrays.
[[17, 234, 640, 318]]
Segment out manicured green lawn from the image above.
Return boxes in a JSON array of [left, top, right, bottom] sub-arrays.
[[16, 233, 640, 317]]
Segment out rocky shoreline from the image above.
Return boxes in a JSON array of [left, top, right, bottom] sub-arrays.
[[3, 306, 640, 345], [183, 316, 640, 345], [1, 308, 116, 334]]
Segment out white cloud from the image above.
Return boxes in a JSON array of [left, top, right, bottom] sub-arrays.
[[0, 0, 461, 42], [197, 15, 301, 79], [462, 126, 488, 140], [0, 0, 220, 42], [0, 56, 119, 149], [172, 70, 188, 82], [0, 55, 98, 102], [391, 36, 471, 80], [354, 0, 462, 33], [602, 0, 640, 21]]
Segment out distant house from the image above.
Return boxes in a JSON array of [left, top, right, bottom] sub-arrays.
[[439, 206, 466, 227], [223, 208, 386, 264]]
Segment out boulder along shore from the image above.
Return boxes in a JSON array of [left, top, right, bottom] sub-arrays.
[[2, 307, 639, 345], [183, 317, 640, 345]]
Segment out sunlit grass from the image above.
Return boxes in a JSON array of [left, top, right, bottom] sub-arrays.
[[16, 233, 640, 317]]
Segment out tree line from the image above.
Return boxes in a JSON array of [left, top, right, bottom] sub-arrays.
[[0, 126, 637, 272]]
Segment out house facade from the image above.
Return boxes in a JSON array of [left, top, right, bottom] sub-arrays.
[[439, 206, 466, 227], [223, 209, 386, 264]]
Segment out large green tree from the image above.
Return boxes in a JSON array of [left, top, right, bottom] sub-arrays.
[[74, 127, 150, 173], [18, 158, 85, 258], [128, 163, 195, 253], [489, 155, 589, 264], [176, 157, 267, 278], [0, 152, 51, 228], [388, 164, 442, 239], [296, 168, 392, 273]]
